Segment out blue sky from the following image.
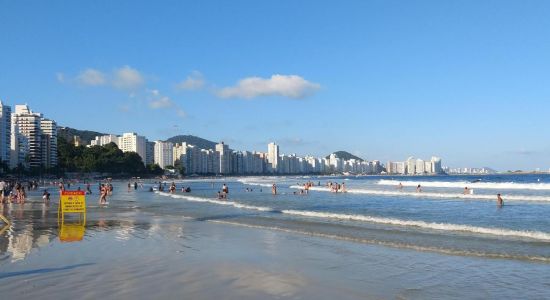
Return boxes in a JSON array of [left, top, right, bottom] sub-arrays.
[[1, 0, 550, 171]]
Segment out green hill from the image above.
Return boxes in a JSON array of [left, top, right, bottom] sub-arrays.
[[166, 135, 218, 150], [58, 127, 107, 145], [326, 151, 364, 161]]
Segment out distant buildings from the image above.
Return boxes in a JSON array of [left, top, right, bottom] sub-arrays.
[[386, 156, 444, 175], [445, 167, 495, 175], [118, 133, 147, 163], [154, 141, 174, 169]]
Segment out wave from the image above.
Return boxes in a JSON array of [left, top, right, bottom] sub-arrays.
[[280, 209, 550, 241], [290, 186, 550, 202], [237, 178, 274, 187], [212, 220, 550, 263], [377, 179, 550, 190], [157, 192, 550, 242], [156, 192, 273, 212]]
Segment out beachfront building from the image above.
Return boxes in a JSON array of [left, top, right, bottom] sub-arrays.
[[386, 156, 444, 175], [9, 104, 58, 169], [90, 134, 120, 147], [11, 105, 43, 168], [267, 142, 279, 173], [40, 118, 58, 168], [154, 141, 174, 169], [145, 140, 155, 165], [118, 132, 147, 164], [431, 156, 443, 174], [0, 101, 11, 166], [215, 142, 231, 174]]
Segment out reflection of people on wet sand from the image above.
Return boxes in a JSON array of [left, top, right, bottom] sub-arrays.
[[497, 194, 504, 207], [416, 184, 422, 193]]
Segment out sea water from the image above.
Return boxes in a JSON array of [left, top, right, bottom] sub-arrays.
[[1, 174, 549, 299]]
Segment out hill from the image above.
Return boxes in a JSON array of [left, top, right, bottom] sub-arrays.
[[166, 135, 218, 150], [326, 151, 364, 161], [58, 127, 106, 145]]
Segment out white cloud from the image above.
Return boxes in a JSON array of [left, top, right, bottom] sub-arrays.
[[176, 71, 205, 90], [217, 74, 320, 99], [112, 65, 144, 90], [149, 96, 174, 109], [56, 72, 66, 83], [76, 68, 106, 86], [176, 108, 187, 118]]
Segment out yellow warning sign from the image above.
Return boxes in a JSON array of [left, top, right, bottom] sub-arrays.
[[60, 191, 86, 213]]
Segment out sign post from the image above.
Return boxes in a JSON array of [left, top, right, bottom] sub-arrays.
[[58, 190, 86, 226]]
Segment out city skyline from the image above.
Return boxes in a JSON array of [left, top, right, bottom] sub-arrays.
[[2, 1, 550, 170]]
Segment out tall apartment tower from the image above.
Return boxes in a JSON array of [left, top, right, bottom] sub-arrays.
[[154, 141, 174, 169], [215, 141, 231, 174], [118, 132, 147, 164], [11, 105, 42, 168], [40, 118, 58, 168], [0, 101, 11, 165], [267, 142, 279, 173]]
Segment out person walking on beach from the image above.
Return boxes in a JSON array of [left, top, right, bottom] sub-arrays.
[[497, 194, 504, 207]]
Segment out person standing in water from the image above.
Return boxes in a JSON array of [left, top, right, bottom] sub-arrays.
[[272, 184, 277, 195], [497, 194, 504, 207], [416, 184, 422, 193]]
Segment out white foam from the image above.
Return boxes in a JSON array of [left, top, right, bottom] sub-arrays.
[[280, 209, 550, 241], [377, 179, 550, 190], [237, 178, 274, 187], [157, 191, 550, 242], [212, 220, 550, 263], [157, 192, 273, 212], [291, 186, 550, 202]]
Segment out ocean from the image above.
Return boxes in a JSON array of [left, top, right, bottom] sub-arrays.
[[0, 174, 549, 299]]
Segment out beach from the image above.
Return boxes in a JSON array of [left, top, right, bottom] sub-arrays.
[[1, 175, 550, 299]]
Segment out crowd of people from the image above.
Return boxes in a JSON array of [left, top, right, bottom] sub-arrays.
[[0, 180, 40, 204]]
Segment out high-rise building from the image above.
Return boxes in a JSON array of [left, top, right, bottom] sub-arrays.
[[415, 159, 425, 174], [215, 142, 231, 174], [145, 140, 155, 165], [11, 105, 42, 168], [118, 132, 147, 164], [406, 157, 416, 175], [40, 118, 57, 168], [0, 101, 11, 165], [154, 141, 174, 169], [431, 156, 443, 174], [267, 142, 279, 173]]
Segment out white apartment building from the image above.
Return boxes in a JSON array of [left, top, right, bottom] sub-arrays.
[[267, 142, 279, 173], [40, 118, 57, 168], [90, 134, 120, 147], [154, 141, 174, 169], [118, 132, 147, 164]]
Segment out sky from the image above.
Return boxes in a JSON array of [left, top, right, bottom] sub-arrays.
[[1, 0, 549, 171]]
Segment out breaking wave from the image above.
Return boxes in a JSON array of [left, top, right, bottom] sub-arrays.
[[377, 179, 550, 190]]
